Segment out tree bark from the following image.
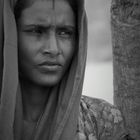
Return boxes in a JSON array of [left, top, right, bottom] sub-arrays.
[[111, 0, 140, 139]]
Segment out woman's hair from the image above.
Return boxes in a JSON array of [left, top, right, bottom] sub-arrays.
[[14, 0, 77, 20]]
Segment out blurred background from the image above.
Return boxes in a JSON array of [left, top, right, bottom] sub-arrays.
[[82, 0, 113, 103]]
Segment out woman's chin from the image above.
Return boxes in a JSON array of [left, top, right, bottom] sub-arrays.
[[29, 74, 62, 87]]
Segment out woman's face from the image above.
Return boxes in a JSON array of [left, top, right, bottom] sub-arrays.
[[18, 0, 76, 86]]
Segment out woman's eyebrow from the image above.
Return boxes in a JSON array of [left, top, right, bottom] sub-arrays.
[[56, 25, 75, 30], [20, 24, 49, 29], [22, 24, 75, 30]]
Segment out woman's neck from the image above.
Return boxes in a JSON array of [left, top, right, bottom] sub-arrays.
[[20, 79, 50, 122]]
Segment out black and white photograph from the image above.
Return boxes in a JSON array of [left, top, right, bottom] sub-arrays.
[[0, 0, 139, 139]]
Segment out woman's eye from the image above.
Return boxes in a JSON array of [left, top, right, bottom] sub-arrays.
[[32, 28, 42, 34], [24, 27, 44, 35], [31, 28, 42, 34], [57, 29, 75, 39]]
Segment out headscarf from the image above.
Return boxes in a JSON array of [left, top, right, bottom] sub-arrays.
[[0, 0, 88, 140]]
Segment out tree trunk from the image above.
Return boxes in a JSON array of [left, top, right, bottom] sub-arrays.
[[111, 0, 140, 139]]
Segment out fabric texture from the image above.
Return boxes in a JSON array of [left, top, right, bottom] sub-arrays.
[[78, 96, 128, 140], [0, 0, 87, 140]]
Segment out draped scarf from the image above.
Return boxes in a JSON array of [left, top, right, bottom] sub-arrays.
[[0, 0, 88, 140]]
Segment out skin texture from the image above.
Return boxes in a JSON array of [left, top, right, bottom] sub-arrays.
[[18, 0, 76, 87], [16, 0, 76, 123]]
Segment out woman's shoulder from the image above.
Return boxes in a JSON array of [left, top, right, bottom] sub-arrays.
[[77, 95, 128, 140]]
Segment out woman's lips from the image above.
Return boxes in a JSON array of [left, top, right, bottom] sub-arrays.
[[38, 61, 62, 72]]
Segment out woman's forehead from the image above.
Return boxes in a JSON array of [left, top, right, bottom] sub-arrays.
[[23, 0, 70, 8], [19, 0, 75, 27], [15, 0, 76, 21], [32, 0, 69, 10]]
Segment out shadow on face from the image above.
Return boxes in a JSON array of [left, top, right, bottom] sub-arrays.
[[17, 0, 76, 87]]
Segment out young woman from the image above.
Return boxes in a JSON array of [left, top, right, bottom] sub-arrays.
[[0, 0, 128, 140]]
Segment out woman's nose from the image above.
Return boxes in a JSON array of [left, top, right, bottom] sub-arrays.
[[42, 32, 60, 56]]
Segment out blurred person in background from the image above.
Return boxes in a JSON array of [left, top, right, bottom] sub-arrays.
[[0, 0, 128, 140]]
